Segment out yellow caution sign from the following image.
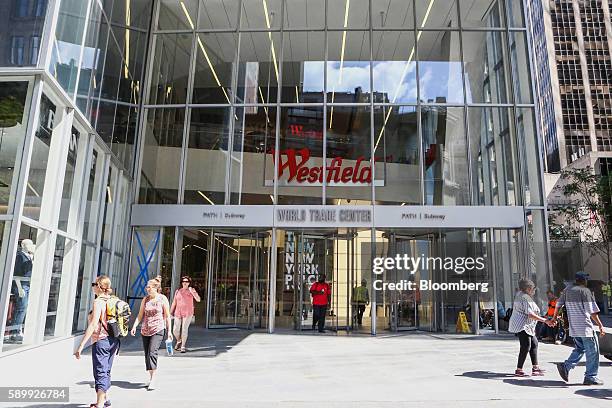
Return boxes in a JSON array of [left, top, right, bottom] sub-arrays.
[[456, 311, 472, 334]]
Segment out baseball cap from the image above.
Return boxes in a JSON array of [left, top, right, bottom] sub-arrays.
[[575, 271, 590, 281]]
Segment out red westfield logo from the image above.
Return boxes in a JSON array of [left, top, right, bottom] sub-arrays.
[[270, 148, 372, 184]]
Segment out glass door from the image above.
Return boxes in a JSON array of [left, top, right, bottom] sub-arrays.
[[209, 231, 270, 329], [384, 234, 426, 331]]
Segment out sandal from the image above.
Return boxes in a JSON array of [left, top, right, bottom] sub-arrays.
[[514, 369, 530, 377], [532, 367, 546, 376]]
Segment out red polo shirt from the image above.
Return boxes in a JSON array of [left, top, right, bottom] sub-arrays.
[[310, 282, 331, 306]]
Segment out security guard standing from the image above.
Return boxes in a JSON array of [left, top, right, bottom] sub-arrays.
[[352, 279, 370, 327]]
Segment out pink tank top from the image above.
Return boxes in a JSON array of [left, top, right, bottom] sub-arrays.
[[91, 297, 109, 343], [141, 295, 166, 336]]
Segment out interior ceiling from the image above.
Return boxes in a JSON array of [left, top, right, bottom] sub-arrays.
[[161, 1, 499, 31], [159, 0, 500, 77]]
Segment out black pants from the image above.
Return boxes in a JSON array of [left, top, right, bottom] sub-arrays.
[[355, 304, 366, 325], [312, 305, 327, 331], [516, 330, 538, 369], [142, 330, 165, 371]]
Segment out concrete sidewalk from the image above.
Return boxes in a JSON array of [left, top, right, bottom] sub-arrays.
[[2, 328, 611, 407]]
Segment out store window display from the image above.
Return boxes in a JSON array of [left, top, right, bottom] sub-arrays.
[[5, 239, 36, 343]]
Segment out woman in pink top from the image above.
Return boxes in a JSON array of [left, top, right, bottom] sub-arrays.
[[74, 276, 119, 408], [130, 277, 172, 390], [170, 275, 201, 352]]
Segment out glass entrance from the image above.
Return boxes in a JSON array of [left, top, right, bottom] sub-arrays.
[[208, 231, 270, 329], [275, 229, 371, 333]]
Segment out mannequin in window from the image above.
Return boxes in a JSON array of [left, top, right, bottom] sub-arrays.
[[9, 239, 35, 342]]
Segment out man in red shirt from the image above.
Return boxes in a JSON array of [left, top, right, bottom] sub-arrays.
[[310, 275, 331, 333]]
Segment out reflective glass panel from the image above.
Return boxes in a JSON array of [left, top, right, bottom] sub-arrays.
[[184, 107, 230, 205], [326, 105, 372, 204], [281, 31, 325, 104], [198, 0, 239, 29], [327, 0, 369, 29], [509, 31, 533, 104], [23, 94, 57, 221], [0, 81, 30, 214], [241, 0, 282, 29], [44, 236, 75, 339], [277, 106, 323, 204], [372, 31, 417, 104], [158, 0, 198, 30], [417, 31, 464, 104], [50, 0, 90, 97], [463, 31, 511, 104], [517, 108, 542, 206], [506, 0, 525, 27], [236, 32, 280, 104], [372, 0, 414, 29], [327, 31, 371, 103], [374, 105, 420, 205], [101, 165, 118, 249], [148, 33, 193, 105], [416, 0, 458, 28], [59, 127, 82, 232], [0, 0, 47, 67], [3, 224, 48, 350], [284, 0, 324, 29], [230, 106, 275, 205], [421, 106, 469, 205], [192, 33, 236, 104], [460, 0, 506, 28], [72, 244, 96, 333], [139, 108, 184, 204], [468, 107, 520, 206]]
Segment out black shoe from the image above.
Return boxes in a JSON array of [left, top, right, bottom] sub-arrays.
[[318, 329, 326, 333], [583, 377, 604, 385], [556, 363, 569, 382]]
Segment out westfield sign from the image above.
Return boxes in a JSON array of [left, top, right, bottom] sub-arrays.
[[269, 148, 372, 185]]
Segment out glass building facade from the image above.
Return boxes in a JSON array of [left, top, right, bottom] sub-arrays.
[[0, 0, 550, 354]]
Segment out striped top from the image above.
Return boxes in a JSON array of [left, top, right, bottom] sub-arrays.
[[557, 284, 600, 337], [509, 292, 540, 336]]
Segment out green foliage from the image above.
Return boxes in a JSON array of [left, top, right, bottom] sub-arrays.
[[0, 95, 24, 128], [548, 166, 612, 268]]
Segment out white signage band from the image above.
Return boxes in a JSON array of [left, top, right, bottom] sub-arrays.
[[131, 205, 525, 229]]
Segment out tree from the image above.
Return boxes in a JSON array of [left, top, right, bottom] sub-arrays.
[[548, 166, 612, 284]]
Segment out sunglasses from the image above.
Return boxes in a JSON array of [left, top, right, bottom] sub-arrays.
[[182, 280, 190, 283], [91, 282, 99, 288]]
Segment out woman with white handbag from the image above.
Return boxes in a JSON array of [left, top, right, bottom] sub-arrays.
[[170, 276, 201, 353]]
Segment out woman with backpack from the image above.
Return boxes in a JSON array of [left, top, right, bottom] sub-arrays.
[[74, 275, 119, 408], [170, 275, 201, 352], [130, 277, 172, 390]]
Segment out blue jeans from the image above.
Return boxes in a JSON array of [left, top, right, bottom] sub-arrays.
[[92, 337, 120, 392], [563, 335, 600, 380], [11, 285, 30, 334]]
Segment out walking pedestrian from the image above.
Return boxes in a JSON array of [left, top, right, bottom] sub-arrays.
[[74, 276, 119, 408], [310, 275, 331, 333], [352, 279, 369, 327], [130, 277, 173, 390], [508, 279, 551, 377], [170, 276, 201, 352], [554, 271, 606, 385]]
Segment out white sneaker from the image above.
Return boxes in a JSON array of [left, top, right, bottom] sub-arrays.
[[147, 378, 156, 391]]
